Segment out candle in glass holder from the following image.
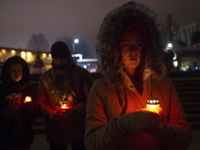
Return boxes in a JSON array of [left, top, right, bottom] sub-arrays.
[[60, 103, 72, 110], [24, 96, 32, 103], [61, 103, 69, 109], [146, 98, 160, 113]]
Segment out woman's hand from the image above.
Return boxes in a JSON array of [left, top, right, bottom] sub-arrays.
[[117, 110, 162, 135]]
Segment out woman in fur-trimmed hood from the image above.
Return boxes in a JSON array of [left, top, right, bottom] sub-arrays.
[[97, 1, 165, 84], [85, 2, 192, 150]]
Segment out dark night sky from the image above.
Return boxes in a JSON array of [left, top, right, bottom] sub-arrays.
[[0, 0, 200, 57]]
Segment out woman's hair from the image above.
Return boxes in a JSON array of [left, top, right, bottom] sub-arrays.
[[1, 56, 30, 85]]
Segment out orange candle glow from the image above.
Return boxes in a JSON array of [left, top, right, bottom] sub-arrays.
[[24, 96, 32, 103], [61, 103, 72, 110], [146, 98, 160, 114]]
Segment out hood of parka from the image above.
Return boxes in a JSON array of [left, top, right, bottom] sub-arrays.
[[96, 1, 166, 85]]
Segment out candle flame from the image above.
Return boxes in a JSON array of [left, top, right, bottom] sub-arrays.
[[61, 103, 71, 109], [24, 96, 32, 103]]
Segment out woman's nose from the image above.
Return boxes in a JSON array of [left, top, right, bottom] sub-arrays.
[[129, 44, 138, 51]]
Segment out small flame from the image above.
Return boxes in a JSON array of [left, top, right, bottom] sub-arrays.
[[61, 103, 71, 109], [24, 96, 32, 103]]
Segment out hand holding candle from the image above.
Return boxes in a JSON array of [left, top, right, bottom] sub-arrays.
[[60, 102, 72, 113], [59, 102, 73, 119], [60, 94, 73, 112]]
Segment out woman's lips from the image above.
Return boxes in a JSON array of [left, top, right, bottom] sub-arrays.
[[129, 57, 137, 61]]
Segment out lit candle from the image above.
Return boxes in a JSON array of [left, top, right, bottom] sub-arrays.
[[24, 96, 32, 103], [60, 103, 72, 110], [146, 98, 160, 114], [61, 103, 69, 109]]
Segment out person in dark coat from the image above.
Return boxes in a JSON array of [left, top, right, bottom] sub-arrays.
[[37, 41, 93, 150], [0, 56, 38, 150]]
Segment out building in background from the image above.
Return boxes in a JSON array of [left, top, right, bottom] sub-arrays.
[[178, 22, 200, 47], [0, 47, 52, 74], [71, 54, 98, 73], [173, 47, 200, 71], [0, 47, 98, 74], [1, 20, 200, 74]]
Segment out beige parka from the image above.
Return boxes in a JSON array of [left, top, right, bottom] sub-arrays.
[[85, 1, 192, 150]]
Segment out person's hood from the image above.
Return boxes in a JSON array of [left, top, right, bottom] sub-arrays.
[[96, 1, 166, 85], [1, 56, 30, 91]]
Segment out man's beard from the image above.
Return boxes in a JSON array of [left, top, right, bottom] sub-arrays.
[[54, 64, 67, 70], [53, 64, 68, 77]]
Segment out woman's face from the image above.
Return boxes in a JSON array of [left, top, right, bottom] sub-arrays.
[[9, 63, 23, 82], [120, 29, 143, 75]]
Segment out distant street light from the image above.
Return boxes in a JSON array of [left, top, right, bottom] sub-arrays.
[[166, 42, 173, 50], [72, 38, 79, 53], [74, 39, 79, 44]]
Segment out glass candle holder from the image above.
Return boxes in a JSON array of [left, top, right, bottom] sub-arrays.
[[60, 102, 72, 112], [146, 98, 160, 113]]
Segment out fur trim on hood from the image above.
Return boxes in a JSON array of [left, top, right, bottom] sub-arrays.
[[96, 1, 166, 85]]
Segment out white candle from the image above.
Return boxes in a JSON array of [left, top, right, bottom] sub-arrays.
[[146, 98, 160, 113]]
